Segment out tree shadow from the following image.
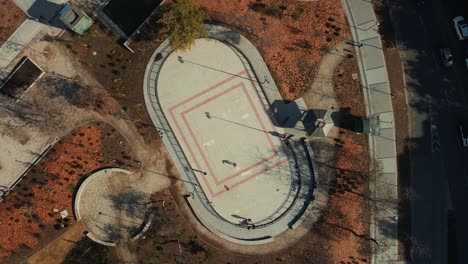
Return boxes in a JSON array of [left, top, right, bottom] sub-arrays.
[[106, 187, 150, 219], [210, 25, 241, 45], [268, 99, 306, 128], [39, 74, 84, 105], [131, 4, 167, 43], [98, 223, 123, 242]]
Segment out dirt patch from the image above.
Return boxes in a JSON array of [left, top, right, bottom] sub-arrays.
[[63, 235, 119, 263], [384, 47, 410, 260], [56, 21, 164, 144], [333, 51, 365, 117], [27, 221, 86, 264], [0, 0, 27, 46], [325, 131, 371, 262], [0, 122, 138, 263], [373, 0, 395, 48], [200, 0, 349, 101]]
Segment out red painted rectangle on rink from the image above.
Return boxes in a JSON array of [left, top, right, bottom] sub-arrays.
[[181, 83, 278, 185], [168, 70, 246, 113], [168, 72, 284, 196], [211, 158, 289, 197]]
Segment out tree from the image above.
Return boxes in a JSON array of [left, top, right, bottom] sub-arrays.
[[161, 0, 208, 51]]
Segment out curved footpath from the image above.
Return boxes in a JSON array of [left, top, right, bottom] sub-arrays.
[[143, 24, 320, 244], [341, 0, 399, 263]]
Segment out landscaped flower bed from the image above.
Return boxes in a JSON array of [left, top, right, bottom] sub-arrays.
[[0, 122, 138, 262], [199, 0, 349, 100], [0, 0, 27, 46]]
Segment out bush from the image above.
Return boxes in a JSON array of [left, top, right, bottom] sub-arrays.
[[320, 45, 331, 52], [249, 2, 266, 11], [32, 214, 40, 221], [291, 7, 304, 20], [126, 241, 138, 252], [67, 183, 76, 192], [162, 0, 208, 51], [265, 5, 283, 18]]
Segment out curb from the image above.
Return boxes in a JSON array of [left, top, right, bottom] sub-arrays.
[[73, 168, 132, 222], [142, 24, 319, 244], [341, 0, 399, 262]]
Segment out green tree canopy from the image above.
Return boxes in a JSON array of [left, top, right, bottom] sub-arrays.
[[161, 0, 208, 51]]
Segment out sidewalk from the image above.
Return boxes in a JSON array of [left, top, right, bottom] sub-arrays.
[[341, 0, 400, 263], [0, 20, 45, 78]]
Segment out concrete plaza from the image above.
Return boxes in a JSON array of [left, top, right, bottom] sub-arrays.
[[145, 26, 320, 244], [158, 39, 293, 224], [75, 169, 151, 245]]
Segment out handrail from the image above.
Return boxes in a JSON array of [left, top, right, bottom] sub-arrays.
[[145, 39, 309, 229]]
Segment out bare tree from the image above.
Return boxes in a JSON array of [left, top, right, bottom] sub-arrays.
[[0, 75, 78, 137], [389, 40, 408, 51]]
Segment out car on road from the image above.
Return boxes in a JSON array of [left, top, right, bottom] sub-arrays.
[[458, 123, 468, 147], [440, 48, 454, 67], [453, 16, 468, 40]]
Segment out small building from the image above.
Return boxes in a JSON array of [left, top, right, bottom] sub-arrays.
[[59, 3, 93, 35]]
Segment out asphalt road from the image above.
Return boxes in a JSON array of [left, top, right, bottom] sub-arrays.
[[388, 0, 468, 263]]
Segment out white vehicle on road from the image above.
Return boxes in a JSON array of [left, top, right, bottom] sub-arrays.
[[453, 16, 468, 40]]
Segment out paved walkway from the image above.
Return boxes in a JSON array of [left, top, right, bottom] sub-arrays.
[[304, 40, 349, 110], [144, 25, 320, 244], [75, 168, 151, 245], [341, 0, 399, 263], [303, 40, 355, 138], [0, 20, 44, 77]]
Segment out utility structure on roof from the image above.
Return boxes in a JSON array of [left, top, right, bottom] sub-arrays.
[[58, 3, 93, 35]]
